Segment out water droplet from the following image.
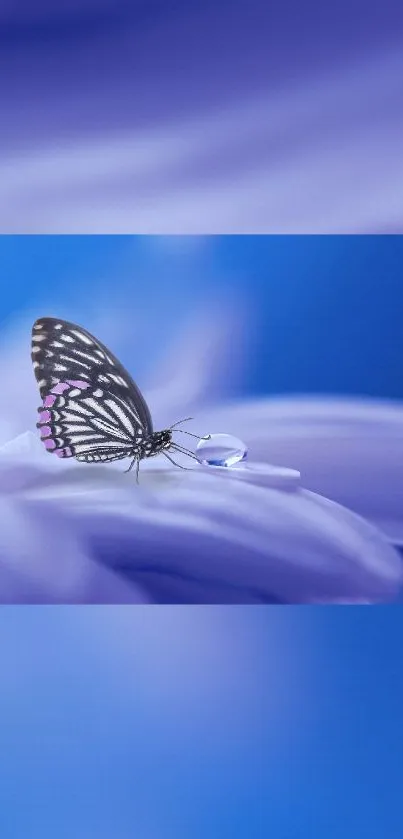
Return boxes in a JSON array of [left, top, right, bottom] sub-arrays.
[[196, 433, 247, 467]]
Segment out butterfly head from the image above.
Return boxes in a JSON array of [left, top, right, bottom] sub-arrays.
[[142, 429, 173, 458]]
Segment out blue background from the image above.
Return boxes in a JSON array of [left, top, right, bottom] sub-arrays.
[[2, 234, 403, 398], [1, 234, 402, 837], [1, 606, 402, 838]]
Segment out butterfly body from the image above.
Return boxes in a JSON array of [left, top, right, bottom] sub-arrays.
[[31, 317, 197, 479], [140, 429, 173, 459]]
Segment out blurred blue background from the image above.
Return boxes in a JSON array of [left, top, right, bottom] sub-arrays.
[[1, 606, 402, 838], [1, 234, 403, 399]]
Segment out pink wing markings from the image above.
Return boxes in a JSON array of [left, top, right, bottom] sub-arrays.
[[37, 380, 90, 458]]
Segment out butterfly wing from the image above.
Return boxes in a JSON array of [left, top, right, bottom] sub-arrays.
[[31, 317, 153, 435], [37, 380, 145, 463]]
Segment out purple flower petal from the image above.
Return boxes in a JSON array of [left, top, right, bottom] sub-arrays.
[[203, 396, 403, 546], [0, 493, 149, 604], [8, 454, 398, 604]]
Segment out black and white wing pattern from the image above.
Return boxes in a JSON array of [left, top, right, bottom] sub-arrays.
[[37, 379, 145, 463], [31, 316, 153, 435]]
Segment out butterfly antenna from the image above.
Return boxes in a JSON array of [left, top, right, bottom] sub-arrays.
[[170, 417, 210, 441], [175, 429, 209, 440], [170, 417, 193, 429]]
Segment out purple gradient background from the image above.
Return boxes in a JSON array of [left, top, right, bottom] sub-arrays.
[[1, 0, 403, 231]]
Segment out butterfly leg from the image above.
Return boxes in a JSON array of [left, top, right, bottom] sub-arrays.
[[124, 455, 140, 483], [163, 452, 193, 471]]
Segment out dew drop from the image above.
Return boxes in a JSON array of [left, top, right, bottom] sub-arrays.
[[196, 433, 247, 467]]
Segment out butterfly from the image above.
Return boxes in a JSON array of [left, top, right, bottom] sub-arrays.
[[31, 317, 205, 482]]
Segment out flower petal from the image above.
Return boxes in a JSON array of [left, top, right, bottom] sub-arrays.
[[21, 459, 401, 603], [201, 395, 403, 546], [0, 474, 149, 605]]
